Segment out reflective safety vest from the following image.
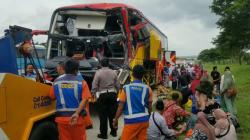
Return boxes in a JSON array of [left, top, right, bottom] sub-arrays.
[[123, 81, 150, 124], [53, 74, 83, 116]]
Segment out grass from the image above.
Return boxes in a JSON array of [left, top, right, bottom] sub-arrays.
[[204, 64, 250, 139]]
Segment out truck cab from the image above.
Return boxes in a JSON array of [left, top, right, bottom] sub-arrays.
[[0, 26, 57, 140]]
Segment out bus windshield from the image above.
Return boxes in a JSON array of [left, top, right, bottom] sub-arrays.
[[47, 9, 126, 61]]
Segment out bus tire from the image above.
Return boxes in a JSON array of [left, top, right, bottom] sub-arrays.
[[29, 121, 58, 140]]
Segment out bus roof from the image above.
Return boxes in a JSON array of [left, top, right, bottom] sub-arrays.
[[55, 3, 168, 44], [59, 3, 135, 11]]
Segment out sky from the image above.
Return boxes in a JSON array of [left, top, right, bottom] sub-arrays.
[[0, 0, 219, 56]]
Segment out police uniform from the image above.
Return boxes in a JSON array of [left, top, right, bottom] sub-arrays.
[[92, 67, 119, 137], [118, 80, 153, 140], [49, 74, 91, 140]]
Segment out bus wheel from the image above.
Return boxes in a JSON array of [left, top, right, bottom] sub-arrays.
[[29, 121, 58, 140]]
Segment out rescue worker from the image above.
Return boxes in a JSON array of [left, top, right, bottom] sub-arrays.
[[56, 60, 93, 129], [92, 58, 119, 139], [49, 59, 91, 140], [70, 46, 93, 129], [113, 65, 153, 140]]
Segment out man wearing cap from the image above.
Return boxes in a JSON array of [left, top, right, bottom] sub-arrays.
[[92, 58, 119, 139], [113, 65, 153, 140]]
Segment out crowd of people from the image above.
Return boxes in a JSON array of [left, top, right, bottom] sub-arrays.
[[25, 57, 239, 140], [155, 63, 239, 140]]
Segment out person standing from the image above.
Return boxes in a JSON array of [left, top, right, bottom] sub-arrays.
[[171, 66, 179, 90], [178, 67, 192, 90], [220, 67, 237, 119], [211, 66, 221, 93], [56, 61, 92, 129], [49, 59, 91, 140], [92, 58, 119, 139], [190, 72, 201, 114], [113, 65, 153, 140]]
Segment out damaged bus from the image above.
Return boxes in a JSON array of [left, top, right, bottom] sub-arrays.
[[45, 3, 168, 85]]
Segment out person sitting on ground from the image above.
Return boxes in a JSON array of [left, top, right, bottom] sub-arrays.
[[195, 80, 220, 116], [180, 85, 193, 107], [189, 112, 215, 140], [147, 100, 185, 140], [163, 92, 191, 129], [24, 63, 36, 81], [213, 109, 237, 140], [185, 80, 220, 139]]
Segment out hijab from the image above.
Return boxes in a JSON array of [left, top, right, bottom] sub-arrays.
[[194, 112, 215, 140], [222, 71, 234, 93], [214, 109, 229, 130]]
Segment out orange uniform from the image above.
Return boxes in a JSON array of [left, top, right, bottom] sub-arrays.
[[118, 83, 153, 140], [49, 80, 91, 140]]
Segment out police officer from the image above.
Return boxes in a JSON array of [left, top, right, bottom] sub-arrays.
[[49, 59, 92, 140], [92, 58, 119, 139], [113, 65, 153, 140]]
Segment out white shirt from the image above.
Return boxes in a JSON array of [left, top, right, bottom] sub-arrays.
[[147, 112, 175, 140]]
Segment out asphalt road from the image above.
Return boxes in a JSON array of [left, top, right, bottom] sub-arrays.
[[86, 103, 124, 140], [86, 91, 157, 140]]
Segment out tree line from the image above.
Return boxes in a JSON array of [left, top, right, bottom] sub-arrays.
[[198, 0, 250, 64]]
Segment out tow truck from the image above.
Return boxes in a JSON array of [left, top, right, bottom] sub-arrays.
[[0, 26, 57, 140]]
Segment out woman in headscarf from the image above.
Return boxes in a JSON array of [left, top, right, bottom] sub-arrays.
[[220, 69, 237, 118], [190, 112, 215, 140], [213, 109, 237, 140]]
